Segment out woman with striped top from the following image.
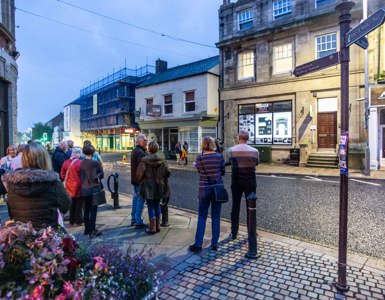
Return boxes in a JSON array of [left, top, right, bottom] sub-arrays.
[[189, 136, 225, 253]]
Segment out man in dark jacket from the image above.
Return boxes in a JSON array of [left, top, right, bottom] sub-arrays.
[[52, 141, 67, 175], [227, 130, 259, 259], [130, 134, 148, 228]]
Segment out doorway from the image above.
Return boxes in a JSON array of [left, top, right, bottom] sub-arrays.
[[317, 112, 337, 149], [317, 98, 338, 150]]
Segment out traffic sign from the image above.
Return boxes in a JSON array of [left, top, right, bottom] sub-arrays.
[[346, 8, 385, 47], [293, 52, 339, 77], [354, 36, 368, 50]]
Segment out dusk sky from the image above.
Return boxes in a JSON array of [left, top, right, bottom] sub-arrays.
[[16, 0, 222, 131]]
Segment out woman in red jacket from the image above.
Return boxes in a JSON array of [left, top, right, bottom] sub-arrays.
[[60, 147, 83, 226]]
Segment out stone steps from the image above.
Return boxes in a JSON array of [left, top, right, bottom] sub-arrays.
[[306, 152, 339, 169]]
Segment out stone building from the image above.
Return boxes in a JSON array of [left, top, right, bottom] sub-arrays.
[[217, 0, 384, 168], [0, 0, 18, 157]]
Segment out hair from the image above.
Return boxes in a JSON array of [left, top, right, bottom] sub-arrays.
[[238, 130, 249, 142], [83, 140, 92, 147], [17, 144, 26, 154], [83, 145, 95, 156], [201, 136, 215, 152], [71, 147, 82, 158], [148, 141, 159, 154], [136, 134, 147, 144], [67, 140, 74, 148], [22, 142, 52, 170]]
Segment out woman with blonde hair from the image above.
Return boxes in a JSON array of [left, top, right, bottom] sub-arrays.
[[189, 136, 225, 253], [136, 141, 170, 234], [5, 142, 70, 229]]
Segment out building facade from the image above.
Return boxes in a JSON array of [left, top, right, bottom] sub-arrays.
[[217, 0, 384, 167], [46, 112, 64, 145], [135, 57, 219, 159], [69, 66, 154, 151], [63, 103, 81, 146], [0, 0, 18, 157]]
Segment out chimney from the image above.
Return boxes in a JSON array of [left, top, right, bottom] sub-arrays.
[[156, 59, 168, 74]]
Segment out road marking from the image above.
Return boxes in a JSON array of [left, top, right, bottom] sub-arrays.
[[305, 176, 322, 181], [349, 179, 381, 187], [256, 174, 296, 180], [302, 178, 339, 184]]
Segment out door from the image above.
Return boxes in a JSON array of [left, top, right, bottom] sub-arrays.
[[0, 81, 8, 157], [381, 126, 385, 167], [317, 112, 337, 148]]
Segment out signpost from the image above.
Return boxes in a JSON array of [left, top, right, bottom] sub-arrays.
[[293, 1, 385, 293], [345, 8, 385, 47], [293, 52, 340, 77]]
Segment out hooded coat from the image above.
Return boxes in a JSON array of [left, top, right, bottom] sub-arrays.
[[136, 154, 170, 200], [5, 168, 70, 229]]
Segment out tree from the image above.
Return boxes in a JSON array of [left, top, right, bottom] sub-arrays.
[[31, 122, 53, 142]]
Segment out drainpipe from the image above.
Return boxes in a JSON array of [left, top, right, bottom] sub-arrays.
[[363, 0, 370, 175]]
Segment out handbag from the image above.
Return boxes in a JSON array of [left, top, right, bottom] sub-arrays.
[[200, 155, 229, 203], [92, 178, 106, 206]]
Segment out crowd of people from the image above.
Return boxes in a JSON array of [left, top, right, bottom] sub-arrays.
[[1, 130, 259, 257], [0, 139, 104, 238]]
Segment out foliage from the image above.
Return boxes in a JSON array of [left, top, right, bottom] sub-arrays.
[[0, 221, 157, 300], [31, 123, 53, 142]]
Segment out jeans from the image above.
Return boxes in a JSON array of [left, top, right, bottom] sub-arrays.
[[84, 195, 97, 234], [194, 187, 222, 247], [70, 197, 84, 224], [147, 199, 161, 220], [231, 179, 256, 237], [132, 185, 145, 225]]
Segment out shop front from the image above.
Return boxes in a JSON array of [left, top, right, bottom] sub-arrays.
[[84, 128, 138, 152], [369, 86, 385, 170]]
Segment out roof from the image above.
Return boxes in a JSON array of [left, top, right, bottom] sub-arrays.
[[137, 56, 219, 88], [65, 98, 83, 107]]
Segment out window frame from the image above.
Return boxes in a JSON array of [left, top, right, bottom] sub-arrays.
[[272, 42, 293, 75], [237, 8, 253, 31], [273, 0, 292, 19], [164, 94, 173, 115], [184, 90, 196, 112], [315, 32, 337, 59], [237, 50, 255, 81], [315, 0, 336, 8]]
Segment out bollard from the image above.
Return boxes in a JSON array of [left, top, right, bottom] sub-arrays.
[[160, 197, 169, 227], [245, 192, 259, 259], [107, 173, 120, 209]]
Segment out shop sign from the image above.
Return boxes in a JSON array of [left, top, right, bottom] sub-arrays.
[[146, 105, 161, 117], [370, 87, 385, 106]]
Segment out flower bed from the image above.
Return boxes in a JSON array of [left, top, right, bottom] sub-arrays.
[[0, 221, 157, 300]]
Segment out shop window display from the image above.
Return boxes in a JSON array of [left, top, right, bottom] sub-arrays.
[[238, 101, 292, 145]]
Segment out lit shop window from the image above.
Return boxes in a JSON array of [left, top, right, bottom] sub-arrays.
[[273, 43, 293, 74], [316, 33, 337, 58], [238, 101, 292, 145], [273, 0, 292, 19], [238, 9, 253, 30], [238, 51, 255, 80]]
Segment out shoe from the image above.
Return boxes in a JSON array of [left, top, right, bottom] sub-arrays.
[[135, 223, 147, 229], [130, 221, 136, 227], [231, 233, 237, 240], [245, 252, 258, 259], [188, 244, 202, 253], [155, 218, 160, 233], [145, 219, 156, 234], [89, 230, 102, 238], [211, 245, 218, 251]]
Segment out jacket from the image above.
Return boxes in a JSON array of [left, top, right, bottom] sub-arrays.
[[60, 158, 82, 198], [80, 159, 104, 197], [136, 153, 170, 200], [5, 168, 70, 229], [52, 148, 67, 174], [227, 143, 259, 185], [131, 145, 147, 185]]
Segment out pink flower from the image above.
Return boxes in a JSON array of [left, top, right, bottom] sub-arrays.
[[93, 256, 107, 272], [62, 281, 75, 297], [32, 285, 44, 297]]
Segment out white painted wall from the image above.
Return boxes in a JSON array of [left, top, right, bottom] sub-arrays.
[[63, 104, 82, 145], [135, 71, 219, 121]]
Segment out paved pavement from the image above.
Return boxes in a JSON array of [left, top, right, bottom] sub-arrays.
[[63, 194, 385, 299]]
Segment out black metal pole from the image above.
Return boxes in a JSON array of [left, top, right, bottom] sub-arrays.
[[245, 193, 259, 259], [335, 0, 354, 293]]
